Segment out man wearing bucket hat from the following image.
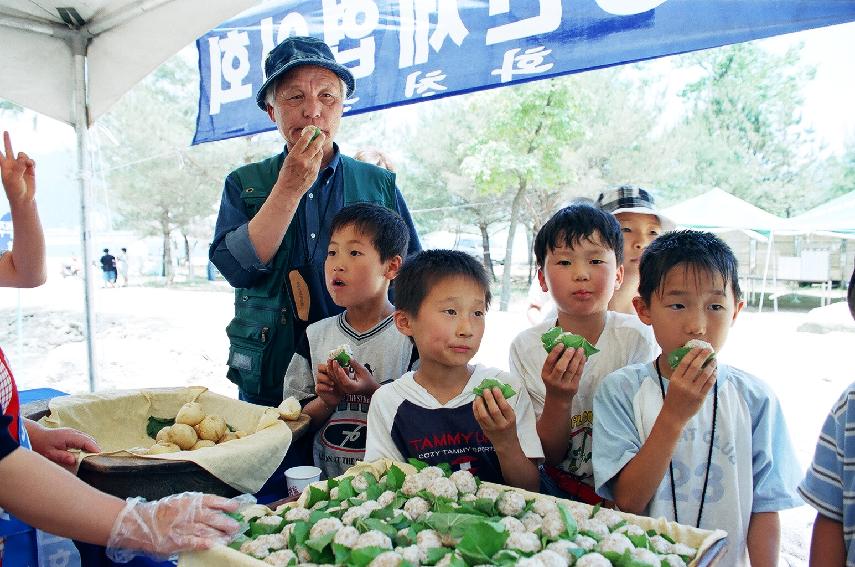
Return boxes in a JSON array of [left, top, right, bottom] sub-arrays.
[[596, 185, 675, 315], [210, 36, 421, 407]]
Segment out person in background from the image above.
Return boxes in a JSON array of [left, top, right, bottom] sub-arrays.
[[354, 147, 396, 172], [99, 248, 116, 288], [210, 36, 420, 408], [799, 266, 855, 566], [117, 247, 129, 287], [593, 230, 801, 566], [596, 184, 675, 316], [0, 131, 241, 564]]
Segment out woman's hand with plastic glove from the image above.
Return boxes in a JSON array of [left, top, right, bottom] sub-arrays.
[[106, 492, 241, 562]]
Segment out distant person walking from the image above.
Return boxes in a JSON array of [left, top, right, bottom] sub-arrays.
[[99, 248, 116, 288], [117, 247, 129, 287]]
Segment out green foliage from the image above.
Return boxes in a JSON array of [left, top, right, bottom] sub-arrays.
[[668, 42, 819, 213], [98, 54, 280, 283], [146, 416, 174, 438]]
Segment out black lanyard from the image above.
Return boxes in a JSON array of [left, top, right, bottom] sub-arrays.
[[654, 358, 717, 528]]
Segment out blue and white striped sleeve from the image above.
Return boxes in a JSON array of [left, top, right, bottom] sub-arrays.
[[798, 384, 855, 522]]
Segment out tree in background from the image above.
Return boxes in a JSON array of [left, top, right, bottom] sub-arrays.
[[669, 42, 818, 214], [99, 56, 279, 283]]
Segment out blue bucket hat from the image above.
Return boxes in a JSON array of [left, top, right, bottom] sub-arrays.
[[256, 36, 355, 111]]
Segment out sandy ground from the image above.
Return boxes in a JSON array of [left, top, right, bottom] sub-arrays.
[[2, 275, 853, 565]]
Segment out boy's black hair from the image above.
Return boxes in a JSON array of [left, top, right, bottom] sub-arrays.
[[637, 230, 742, 304], [395, 249, 491, 315], [534, 201, 624, 267], [330, 203, 409, 262]]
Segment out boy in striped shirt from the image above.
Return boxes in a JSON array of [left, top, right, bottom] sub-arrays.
[[799, 266, 855, 566]]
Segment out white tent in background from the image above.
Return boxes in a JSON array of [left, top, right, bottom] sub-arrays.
[[0, 0, 259, 391], [662, 188, 790, 311], [661, 187, 789, 232], [786, 190, 855, 236]]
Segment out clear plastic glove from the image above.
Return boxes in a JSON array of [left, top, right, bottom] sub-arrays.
[[106, 492, 242, 563]]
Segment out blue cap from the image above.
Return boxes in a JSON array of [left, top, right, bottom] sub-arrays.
[[256, 36, 355, 111]]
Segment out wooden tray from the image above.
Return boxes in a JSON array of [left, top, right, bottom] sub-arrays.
[[23, 398, 310, 500]]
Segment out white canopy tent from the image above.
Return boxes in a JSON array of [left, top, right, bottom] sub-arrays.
[[786, 190, 855, 236], [0, 0, 258, 391]]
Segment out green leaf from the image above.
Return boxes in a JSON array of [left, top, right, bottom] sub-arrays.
[[305, 485, 328, 509], [474, 498, 497, 516], [305, 530, 335, 552], [227, 534, 248, 551], [357, 518, 397, 539], [557, 503, 578, 539], [337, 477, 356, 500], [422, 546, 452, 565], [541, 327, 600, 357], [248, 517, 284, 537], [332, 542, 351, 565], [437, 462, 452, 476], [366, 481, 384, 501], [408, 457, 429, 471], [308, 510, 331, 524], [491, 549, 521, 566], [668, 345, 715, 369], [627, 532, 649, 550], [457, 520, 509, 565], [146, 416, 175, 439], [590, 502, 602, 519], [425, 513, 488, 541], [289, 521, 310, 548], [472, 378, 517, 399], [386, 464, 406, 490], [348, 546, 388, 567]]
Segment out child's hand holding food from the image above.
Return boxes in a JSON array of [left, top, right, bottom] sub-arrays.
[[473, 387, 519, 451]]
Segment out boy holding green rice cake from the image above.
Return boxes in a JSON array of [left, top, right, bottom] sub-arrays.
[[365, 250, 543, 491], [509, 202, 657, 502], [592, 230, 801, 566], [283, 203, 417, 478]]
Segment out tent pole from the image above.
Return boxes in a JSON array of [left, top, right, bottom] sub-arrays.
[[757, 232, 774, 313], [71, 33, 98, 392]]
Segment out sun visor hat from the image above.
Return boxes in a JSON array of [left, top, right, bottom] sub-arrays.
[[256, 36, 355, 111]]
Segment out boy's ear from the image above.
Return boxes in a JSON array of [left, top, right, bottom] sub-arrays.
[[633, 295, 652, 325], [394, 309, 414, 337], [537, 268, 548, 293], [731, 298, 745, 325], [614, 263, 624, 291], [384, 255, 403, 281]]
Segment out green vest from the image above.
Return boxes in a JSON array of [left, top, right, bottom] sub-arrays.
[[225, 153, 397, 405]]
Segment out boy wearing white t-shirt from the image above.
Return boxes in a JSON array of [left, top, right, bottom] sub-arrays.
[[509, 202, 657, 503], [284, 203, 416, 478], [592, 230, 801, 566], [365, 250, 543, 491]]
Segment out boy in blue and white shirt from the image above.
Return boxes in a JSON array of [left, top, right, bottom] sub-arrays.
[[799, 267, 855, 566], [592, 230, 802, 566]]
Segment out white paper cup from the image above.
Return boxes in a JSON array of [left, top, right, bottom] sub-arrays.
[[285, 465, 322, 497]]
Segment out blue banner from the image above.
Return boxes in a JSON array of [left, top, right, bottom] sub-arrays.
[[194, 0, 855, 144]]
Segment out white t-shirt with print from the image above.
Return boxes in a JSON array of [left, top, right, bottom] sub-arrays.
[[593, 362, 803, 565], [283, 312, 415, 478], [508, 311, 657, 483]]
